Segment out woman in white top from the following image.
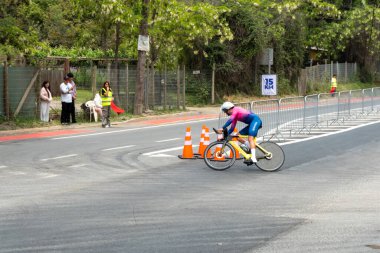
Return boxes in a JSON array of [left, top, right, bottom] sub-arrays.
[[39, 81, 52, 122]]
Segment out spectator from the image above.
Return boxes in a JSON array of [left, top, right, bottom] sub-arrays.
[[100, 81, 113, 128], [39, 81, 52, 122], [93, 92, 103, 121], [60, 75, 73, 125], [67, 72, 77, 123], [330, 74, 337, 97]]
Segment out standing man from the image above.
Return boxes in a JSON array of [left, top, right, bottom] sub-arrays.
[[67, 72, 77, 123], [330, 74, 337, 97], [60, 75, 73, 125], [101, 81, 113, 128]]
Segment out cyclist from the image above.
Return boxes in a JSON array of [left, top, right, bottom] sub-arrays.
[[218, 102, 262, 164]]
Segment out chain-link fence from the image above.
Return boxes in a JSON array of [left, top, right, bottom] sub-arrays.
[[0, 59, 213, 119], [298, 62, 358, 95]]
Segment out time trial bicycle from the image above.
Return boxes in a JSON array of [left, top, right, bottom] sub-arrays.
[[203, 128, 285, 171]]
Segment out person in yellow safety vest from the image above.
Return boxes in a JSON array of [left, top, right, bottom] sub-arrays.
[[100, 81, 113, 128], [330, 74, 337, 97]]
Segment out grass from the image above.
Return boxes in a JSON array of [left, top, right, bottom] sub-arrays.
[[338, 82, 374, 91], [76, 89, 95, 104], [307, 81, 375, 95]]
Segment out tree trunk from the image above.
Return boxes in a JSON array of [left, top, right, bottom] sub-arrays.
[[134, 0, 149, 115]]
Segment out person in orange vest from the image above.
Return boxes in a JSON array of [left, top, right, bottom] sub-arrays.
[[100, 81, 113, 128], [330, 74, 337, 97]]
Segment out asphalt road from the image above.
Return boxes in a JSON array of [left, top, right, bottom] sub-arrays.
[[0, 118, 380, 253]]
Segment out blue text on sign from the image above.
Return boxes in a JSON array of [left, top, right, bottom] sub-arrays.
[[264, 78, 274, 89]]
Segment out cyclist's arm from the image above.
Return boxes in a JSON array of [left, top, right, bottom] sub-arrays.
[[222, 119, 232, 130], [222, 117, 237, 135], [229, 121, 237, 135]]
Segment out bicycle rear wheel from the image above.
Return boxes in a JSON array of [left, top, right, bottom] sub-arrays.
[[255, 141, 285, 172], [204, 141, 236, 171]]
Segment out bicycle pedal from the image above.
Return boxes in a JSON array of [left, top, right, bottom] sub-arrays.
[[243, 159, 254, 166]]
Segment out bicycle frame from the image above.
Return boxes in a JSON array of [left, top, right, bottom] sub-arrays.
[[206, 128, 284, 171], [223, 135, 272, 160]]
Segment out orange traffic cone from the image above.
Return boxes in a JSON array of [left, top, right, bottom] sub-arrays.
[[178, 127, 196, 159], [203, 127, 212, 158], [214, 142, 226, 160], [196, 125, 206, 157]]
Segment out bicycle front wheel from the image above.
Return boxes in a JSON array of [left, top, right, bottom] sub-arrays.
[[204, 141, 236, 171], [255, 142, 285, 172]]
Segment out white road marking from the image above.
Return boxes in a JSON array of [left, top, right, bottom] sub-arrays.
[[40, 154, 78, 162], [38, 172, 59, 178], [51, 118, 218, 140], [149, 154, 177, 158], [156, 138, 181, 143], [68, 163, 88, 168], [102, 145, 135, 151], [280, 120, 380, 146], [143, 145, 199, 156], [0, 165, 7, 169], [144, 120, 380, 157], [9, 171, 26, 175]]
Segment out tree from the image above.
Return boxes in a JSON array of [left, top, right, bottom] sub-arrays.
[[133, 0, 233, 114], [0, 0, 42, 56], [196, 0, 340, 95], [135, 0, 149, 115], [307, 0, 380, 80], [148, 0, 233, 67]]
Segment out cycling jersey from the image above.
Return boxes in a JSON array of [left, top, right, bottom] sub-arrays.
[[222, 106, 262, 136]]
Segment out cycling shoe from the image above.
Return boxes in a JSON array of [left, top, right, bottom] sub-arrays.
[[243, 159, 254, 166]]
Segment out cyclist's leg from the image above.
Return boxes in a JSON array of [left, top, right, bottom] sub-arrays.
[[248, 117, 262, 162], [238, 126, 249, 145]]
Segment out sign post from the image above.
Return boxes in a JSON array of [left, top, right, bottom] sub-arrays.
[[260, 48, 273, 74]]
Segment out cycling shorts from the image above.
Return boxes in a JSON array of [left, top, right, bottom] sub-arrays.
[[239, 116, 262, 137]]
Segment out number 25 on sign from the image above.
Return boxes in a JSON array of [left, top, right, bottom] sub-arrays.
[[261, 74, 277, 96]]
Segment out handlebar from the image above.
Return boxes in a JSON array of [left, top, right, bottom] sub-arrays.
[[213, 128, 229, 140]]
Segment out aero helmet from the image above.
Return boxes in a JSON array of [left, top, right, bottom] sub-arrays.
[[221, 102, 234, 113]]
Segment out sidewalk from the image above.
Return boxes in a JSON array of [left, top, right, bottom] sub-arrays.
[[0, 106, 220, 139]]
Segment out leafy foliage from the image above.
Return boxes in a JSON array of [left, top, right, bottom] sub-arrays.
[[186, 74, 212, 105], [0, 0, 379, 97]]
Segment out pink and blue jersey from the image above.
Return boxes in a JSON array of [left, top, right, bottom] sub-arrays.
[[222, 106, 262, 136]]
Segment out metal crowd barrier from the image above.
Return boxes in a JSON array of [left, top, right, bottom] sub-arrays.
[[252, 99, 279, 137], [318, 93, 339, 126], [218, 87, 380, 141], [373, 87, 380, 112]]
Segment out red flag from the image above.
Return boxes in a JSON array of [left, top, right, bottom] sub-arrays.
[[111, 101, 125, 114]]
